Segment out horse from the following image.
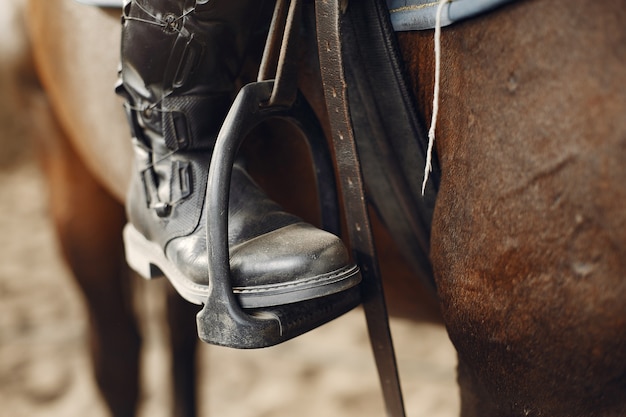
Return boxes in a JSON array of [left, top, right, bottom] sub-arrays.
[[24, 0, 626, 416]]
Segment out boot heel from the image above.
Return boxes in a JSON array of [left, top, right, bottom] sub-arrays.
[[123, 224, 165, 280]]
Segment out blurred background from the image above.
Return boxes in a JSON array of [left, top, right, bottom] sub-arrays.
[[0, 0, 459, 416]]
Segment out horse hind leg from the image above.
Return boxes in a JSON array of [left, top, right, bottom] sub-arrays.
[[166, 284, 200, 417], [36, 114, 141, 417]]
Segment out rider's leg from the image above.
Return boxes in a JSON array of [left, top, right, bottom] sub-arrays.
[[116, 0, 360, 310]]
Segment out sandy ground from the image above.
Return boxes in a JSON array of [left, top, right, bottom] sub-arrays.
[[0, 1, 460, 416], [0, 160, 461, 417]]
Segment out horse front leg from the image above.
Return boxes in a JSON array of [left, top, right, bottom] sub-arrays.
[[37, 117, 141, 417]]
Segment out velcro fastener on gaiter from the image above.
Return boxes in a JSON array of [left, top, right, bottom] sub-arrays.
[[161, 93, 232, 151]]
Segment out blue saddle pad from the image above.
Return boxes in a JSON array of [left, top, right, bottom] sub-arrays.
[[74, 0, 516, 31]]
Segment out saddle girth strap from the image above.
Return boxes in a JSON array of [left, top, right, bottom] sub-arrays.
[[315, 1, 407, 416]]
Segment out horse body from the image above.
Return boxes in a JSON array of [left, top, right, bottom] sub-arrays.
[[27, 0, 131, 201], [398, 1, 626, 415], [25, 0, 626, 415]]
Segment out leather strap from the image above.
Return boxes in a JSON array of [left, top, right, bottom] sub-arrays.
[[341, 0, 439, 291], [315, 1, 406, 416]]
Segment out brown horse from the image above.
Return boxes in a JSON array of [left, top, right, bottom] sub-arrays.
[[25, 0, 626, 416]]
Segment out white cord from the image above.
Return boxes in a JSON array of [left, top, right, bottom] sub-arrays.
[[421, 0, 449, 195]]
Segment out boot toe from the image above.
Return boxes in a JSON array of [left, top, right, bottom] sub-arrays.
[[164, 222, 358, 308], [228, 223, 359, 307], [230, 223, 349, 284]]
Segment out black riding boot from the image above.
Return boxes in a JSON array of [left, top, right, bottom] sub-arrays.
[[116, 0, 360, 311]]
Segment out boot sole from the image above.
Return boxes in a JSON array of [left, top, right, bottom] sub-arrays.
[[123, 223, 361, 308]]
